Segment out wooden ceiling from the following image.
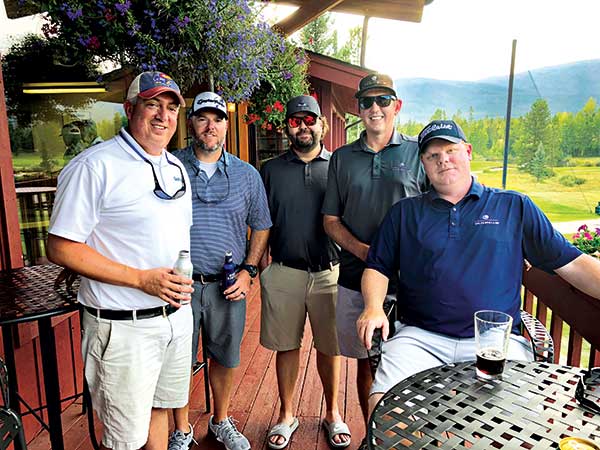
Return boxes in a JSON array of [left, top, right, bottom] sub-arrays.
[[267, 0, 427, 36]]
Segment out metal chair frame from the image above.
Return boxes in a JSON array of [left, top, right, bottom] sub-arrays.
[[0, 358, 27, 449]]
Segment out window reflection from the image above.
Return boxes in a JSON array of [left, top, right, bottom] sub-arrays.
[[10, 93, 125, 265]]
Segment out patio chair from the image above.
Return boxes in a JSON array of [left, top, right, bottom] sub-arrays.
[[192, 320, 211, 413], [367, 306, 555, 378], [520, 310, 554, 363], [0, 358, 27, 449]]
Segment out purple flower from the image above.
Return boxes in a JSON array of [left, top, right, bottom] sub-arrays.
[[282, 71, 293, 80], [596, 228, 600, 235], [66, 7, 83, 20], [115, 0, 131, 14]]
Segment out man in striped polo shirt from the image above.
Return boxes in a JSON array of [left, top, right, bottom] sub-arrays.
[[169, 92, 271, 450]]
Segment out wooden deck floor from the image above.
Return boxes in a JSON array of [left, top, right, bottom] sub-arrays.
[[27, 284, 366, 450]]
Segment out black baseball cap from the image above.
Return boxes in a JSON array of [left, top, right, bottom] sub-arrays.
[[418, 120, 467, 153], [355, 73, 396, 98], [286, 95, 321, 119]]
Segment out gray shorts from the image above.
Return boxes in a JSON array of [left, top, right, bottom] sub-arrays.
[[371, 321, 534, 395], [336, 285, 396, 359], [191, 281, 246, 369]]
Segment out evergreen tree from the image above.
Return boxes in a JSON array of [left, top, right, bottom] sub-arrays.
[[529, 143, 554, 181]]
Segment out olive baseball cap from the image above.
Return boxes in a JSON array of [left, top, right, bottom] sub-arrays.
[[355, 73, 396, 98]]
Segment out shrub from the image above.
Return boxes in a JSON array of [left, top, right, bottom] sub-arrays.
[[559, 175, 586, 187]]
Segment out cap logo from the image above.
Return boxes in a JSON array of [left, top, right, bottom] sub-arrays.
[[195, 97, 226, 108], [152, 72, 177, 89], [421, 123, 453, 136]]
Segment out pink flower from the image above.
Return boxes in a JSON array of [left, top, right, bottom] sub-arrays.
[[578, 224, 588, 232], [573, 233, 581, 239], [584, 232, 593, 240]]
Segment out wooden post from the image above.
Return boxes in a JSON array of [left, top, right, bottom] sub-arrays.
[[0, 62, 24, 270]]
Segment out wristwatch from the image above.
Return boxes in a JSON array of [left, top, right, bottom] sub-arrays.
[[240, 263, 258, 278]]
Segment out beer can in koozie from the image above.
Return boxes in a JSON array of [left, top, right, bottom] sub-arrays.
[[559, 437, 600, 450]]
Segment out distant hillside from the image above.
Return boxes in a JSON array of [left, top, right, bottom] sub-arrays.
[[395, 59, 600, 123]]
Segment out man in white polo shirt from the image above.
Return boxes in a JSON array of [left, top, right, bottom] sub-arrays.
[[48, 71, 194, 450]]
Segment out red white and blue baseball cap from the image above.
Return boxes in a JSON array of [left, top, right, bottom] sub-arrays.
[[126, 71, 186, 107]]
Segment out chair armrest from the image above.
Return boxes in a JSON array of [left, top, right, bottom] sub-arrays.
[[520, 310, 555, 363]]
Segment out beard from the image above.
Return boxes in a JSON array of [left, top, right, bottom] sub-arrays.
[[193, 135, 223, 154], [289, 131, 317, 153]]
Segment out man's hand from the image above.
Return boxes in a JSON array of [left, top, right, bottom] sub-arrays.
[[137, 268, 194, 307], [356, 306, 389, 350], [223, 269, 251, 301], [54, 268, 78, 292]]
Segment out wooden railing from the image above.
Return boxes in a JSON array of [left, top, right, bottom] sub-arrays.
[[522, 266, 600, 367]]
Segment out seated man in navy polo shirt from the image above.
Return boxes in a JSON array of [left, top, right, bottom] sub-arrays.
[[357, 119, 600, 417]]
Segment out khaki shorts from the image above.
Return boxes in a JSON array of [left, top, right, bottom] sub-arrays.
[[82, 305, 193, 450], [260, 263, 340, 356]]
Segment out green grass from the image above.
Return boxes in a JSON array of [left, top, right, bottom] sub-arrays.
[[474, 160, 600, 223]]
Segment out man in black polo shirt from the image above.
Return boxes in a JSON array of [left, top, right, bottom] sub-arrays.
[[322, 73, 428, 431], [260, 95, 350, 449]]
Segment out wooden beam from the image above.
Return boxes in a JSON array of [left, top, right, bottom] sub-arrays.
[[269, 0, 425, 24], [273, 0, 345, 36], [0, 64, 24, 269]]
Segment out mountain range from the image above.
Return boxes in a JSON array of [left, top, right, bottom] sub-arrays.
[[395, 59, 600, 123]]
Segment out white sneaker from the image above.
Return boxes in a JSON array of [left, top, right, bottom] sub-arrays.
[[168, 423, 195, 450], [208, 416, 250, 450]]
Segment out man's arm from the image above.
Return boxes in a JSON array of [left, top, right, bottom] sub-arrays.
[[554, 253, 600, 299], [223, 228, 269, 301], [323, 214, 370, 262], [357, 269, 391, 350], [47, 234, 193, 307]]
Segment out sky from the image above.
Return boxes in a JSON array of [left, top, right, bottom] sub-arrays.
[[1, 0, 598, 82], [266, 0, 600, 81]]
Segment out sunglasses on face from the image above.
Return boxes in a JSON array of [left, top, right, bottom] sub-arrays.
[[358, 95, 396, 110], [287, 115, 317, 128], [575, 368, 600, 414]]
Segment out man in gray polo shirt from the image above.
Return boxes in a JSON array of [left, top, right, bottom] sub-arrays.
[[169, 92, 271, 450], [322, 73, 428, 433], [260, 95, 350, 449]]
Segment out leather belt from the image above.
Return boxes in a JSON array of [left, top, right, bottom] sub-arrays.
[[84, 304, 178, 320], [277, 259, 339, 272], [192, 273, 221, 284]]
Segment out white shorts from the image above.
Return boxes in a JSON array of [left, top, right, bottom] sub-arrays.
[[82, 305, 193, 450], [371, 321, 534, 395]]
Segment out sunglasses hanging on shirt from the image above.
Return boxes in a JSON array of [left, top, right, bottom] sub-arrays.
[[358, 95, 396, 110]]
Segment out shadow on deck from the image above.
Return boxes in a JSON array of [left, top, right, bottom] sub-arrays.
[[27, 284, 365, 450]]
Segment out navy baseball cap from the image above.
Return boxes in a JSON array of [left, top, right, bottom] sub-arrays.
[[286, 95, 321, 119], [126, 71, 185, 107], [418, 120, 467, 153]]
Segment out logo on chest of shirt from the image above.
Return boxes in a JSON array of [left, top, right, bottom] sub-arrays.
[[474, 214, 500, 226]]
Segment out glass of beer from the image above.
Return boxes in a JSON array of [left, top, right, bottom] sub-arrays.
[[474, 310, 513, 379]]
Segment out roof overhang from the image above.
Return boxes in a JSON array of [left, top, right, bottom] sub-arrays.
[[266, 0, 428, 36], [307, 50, 370, 116]]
